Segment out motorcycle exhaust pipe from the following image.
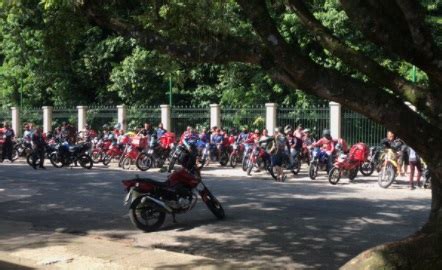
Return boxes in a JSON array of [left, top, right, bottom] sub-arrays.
[[141, 196, 173, 213]]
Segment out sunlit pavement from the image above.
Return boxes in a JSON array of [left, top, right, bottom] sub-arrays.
[[0, 160, 431, 269]]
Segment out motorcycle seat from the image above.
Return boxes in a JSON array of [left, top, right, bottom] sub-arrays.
[[138, 178, 169, 187]]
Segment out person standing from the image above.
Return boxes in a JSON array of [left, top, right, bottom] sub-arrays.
[[408, 147, 422, 190], [270, 127, 290, 182], [156, 123, 167, 138], [31, 127, 46, 169], [1, 122, 15, 163]]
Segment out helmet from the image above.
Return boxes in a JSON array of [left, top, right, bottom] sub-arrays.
[[322, 129, 331, 137]]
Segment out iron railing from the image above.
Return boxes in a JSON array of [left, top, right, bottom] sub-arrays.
[[21, 107, 43, 127], [278, 105, 329, 139], [87, 105, 118, 130], [342, 108, 386, 146], [52, 107, 77, 129], [221, 106, 266, 132], [127, 106, 161, 131], [171, 106, 210, 134], [0, 107, 11, 123]]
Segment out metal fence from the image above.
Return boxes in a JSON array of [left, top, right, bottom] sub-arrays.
[[171, 106, 210, 134], [221, 106, 266, 131], [87, 106, 117, 130], [52, 107, 77, 129], [127, 106, 161, 131], [21, 107, 43, 127], [277, 105, 329, 139], [342, 108, 386, 146]]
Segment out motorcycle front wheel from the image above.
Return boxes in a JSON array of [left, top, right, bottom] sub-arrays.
[[292, 158, 301, 175], [78, 154, 93, 169], [26, 153, 34, 166], [122, 157, 132, 170], [129, 197, 166, 232], [360, 161, 375, 176], [309, 162, 318, 180], [229, 153, 238, 168], [378, 163, 396, 188], [328, 167, 341, 185], [201, 188, 225, 220], [102, 154, 112, 166], [246, 159, 254, 176], [241, 154, 249, 172], [136, 153, 153, 171]]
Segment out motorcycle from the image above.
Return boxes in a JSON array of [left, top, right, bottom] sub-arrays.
[[90, 138, 112, 163], [12, 138, 33, 161], [136, 137, 166, 171], [308, 147, 331, 180], [208, 143, 230, 166], [168, 140, 198, 173], [359, 146, 382, 176], [122, 168, 225, 232], [377, 148, 398, 188], [328, 143, 369, 185], [229, 142, 244, 168], [241, 143, 254, 171], [245, 144, 275, 178], [49, 142, 93, 169]]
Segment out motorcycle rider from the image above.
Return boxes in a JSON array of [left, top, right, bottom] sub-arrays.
[[294, 124, 305, 140], [211, 128, 225, 160], [312, 129, 335, 172], [303, 129, 315, 146], [285, 125, 303, 169], [156, 123, 167, 138], [31, 127, 47, 170], [270, 127, 290, 182], [182, 126, 199, 171], [140, 123, 155, 137], [1, 122, 15, 163], [381, 131, 404, 175], [23, 124, 33, 141]]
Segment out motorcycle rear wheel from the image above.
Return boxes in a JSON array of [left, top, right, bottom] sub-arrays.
[[26, 153, 33, 166], [378, 164, 396, 188], [136, 153, 153, 171], [91, 150, 102, 163], [246, 160, 254, 176], [328, 167, 341, 185], [360, 161, 375, 176], [78, 154, 93, 169], [129, 197, 166, 232], [201, 189, 225, 220], [219, 151, 229, 166], [241, 154, 249, 172]]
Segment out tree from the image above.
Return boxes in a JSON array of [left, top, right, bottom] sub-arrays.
[[77, 0, 442, 267]]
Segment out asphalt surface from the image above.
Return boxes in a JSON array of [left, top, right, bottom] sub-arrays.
[[0, 160, 431, 269]]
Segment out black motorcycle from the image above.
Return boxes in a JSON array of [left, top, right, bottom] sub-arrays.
[[12, 138, 33, 161], [49, 142, 93, 169], [136, 136, 172, 171], [168, 141, 198, 172], [359, 146, 382, 176]]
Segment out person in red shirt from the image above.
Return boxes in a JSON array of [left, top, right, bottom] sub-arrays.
[[312, 129, 335, 172]]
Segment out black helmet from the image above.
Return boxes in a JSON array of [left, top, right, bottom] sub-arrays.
[[322, 129, 331, 137]]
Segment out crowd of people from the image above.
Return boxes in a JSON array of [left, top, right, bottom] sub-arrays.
[[0, 119, 425, 189]]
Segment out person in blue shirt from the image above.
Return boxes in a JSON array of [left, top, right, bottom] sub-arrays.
[[211, 128, 225, 160], [156, 123, 167, 138]]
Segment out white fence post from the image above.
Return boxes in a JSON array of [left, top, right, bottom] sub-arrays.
[[42, 106, 53, 134], [117, 105, 127, 130], [77, 106, 88, 132], [210, 104, 221, 128], [265, 103, 277, 135], [329, 102, 342, 139], [160, 104, 171, 131], [11, 107, 21, 137]]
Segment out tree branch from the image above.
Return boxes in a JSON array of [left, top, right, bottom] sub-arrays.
[[286, 0, 442, 123], [81, 0, 264, 65], [340, 0, 442, 87]]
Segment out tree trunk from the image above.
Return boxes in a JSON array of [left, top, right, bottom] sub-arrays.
[[342, 167, 442, 270]]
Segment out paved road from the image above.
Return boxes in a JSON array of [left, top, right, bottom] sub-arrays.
[[0, 161, 431, 269]]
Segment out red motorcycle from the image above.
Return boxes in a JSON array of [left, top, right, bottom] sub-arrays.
[[91, 139, 112, 163], [122, 168, 225, 232], [229, 142, 244, 168], [328, 142, 369, 185], [121, 136, 147, 170], [102, 136, 129, 166], [245, 144, 275, 178]]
